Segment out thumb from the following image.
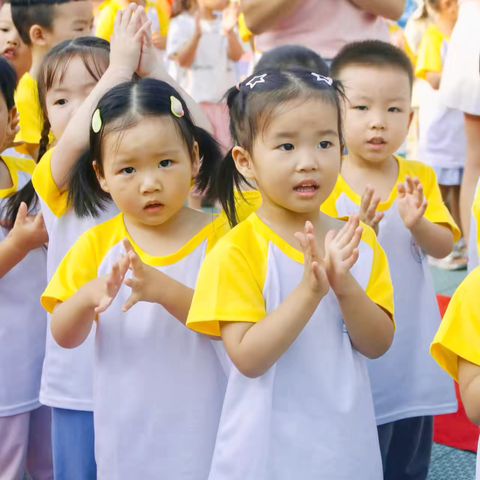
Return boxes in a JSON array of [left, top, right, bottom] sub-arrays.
[[324, 229, 337, 250], [33, 210, 45, 229], [13, 202, 28, 228], [128, 250, 143, 275]]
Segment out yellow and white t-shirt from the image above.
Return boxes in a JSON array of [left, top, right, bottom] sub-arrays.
[[32, 148, 119, 411], [431, 266, 480, 479], [322, 157, 460, 425], [468, 179, 480, 272], [42, 213, 229, 479], [0, 156, 47, 416], [415, 24, 466, 171], [187, 213, 394, 480]]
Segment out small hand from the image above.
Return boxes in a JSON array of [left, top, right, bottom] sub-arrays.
[[137, 8, 156, 77], [359, 185, 384, 235], [397, 175, 428, 230], [6, 202, 48, 252], [222, 2, 239, 35], [95, 254, 130, 315], [121, 238, 163, 312], [325, 214, 363, 295], [295, 221, 329, 299], [1, 108, 24, 152]]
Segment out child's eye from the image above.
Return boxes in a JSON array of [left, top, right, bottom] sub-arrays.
[[54, 99, 68, 106], [389, 107, 401, 112], [278, 143, 294, 151], [159, 160, 172, 168], [354, 106, 368, 111], [0, 28, 9, 33], [120, 167, 136, 174], [318, 141, 332, 149]]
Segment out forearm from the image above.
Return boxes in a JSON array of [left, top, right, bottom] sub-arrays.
[[426, 71, 442, 90], [50, 284, 97, 349], [240, 0, 303, 34], [410, 218, 454, 258], [222, 285, 322, 378], [0, 237, 28, 279], [154, 272, 194, 324], [50, 67, 133, 190], [227, 30, 244, 61], [349, 0, 405, 20], [174, 36, 201, 68], [336, 274, 394, 359], [150, 63, 212, 133]]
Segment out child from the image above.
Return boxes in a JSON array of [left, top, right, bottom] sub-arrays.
[[10, 0, 94, 159], [431, 266, 480, 479], [416, 0, 467, 270], [167, 0, 243, 151], [29, 6, 212, 478], [328, 40, 459, 480], [187, 68, 395, 479], [0, 56, 53, 480], [43, 78, 228, 479]]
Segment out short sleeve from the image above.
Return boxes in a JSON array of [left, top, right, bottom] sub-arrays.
[[166, 15, 194, 58], [422, 165, 461, 242], [95, 6, 116, 41], [431, 268, 480, 382], [187, 232, 268, 337], [415, 27, 443, 80], [32, 148, 69, 218], [41, 230, 99, 313], [363, 226, 395, 323]]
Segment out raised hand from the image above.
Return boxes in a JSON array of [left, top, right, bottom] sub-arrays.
[[222, 2, 239, 35], [110, 4, 152, 75], [359, 185, 384, 235], [397, 175, 428, 230], [6, 202, 48, 252], [0, 108, 23, 153], [325, 214, 363, 295], [295, 221, 330, 299], [136, 7, 156, 77], [95, 254, 129, 315], [121, 238, 162, 312]]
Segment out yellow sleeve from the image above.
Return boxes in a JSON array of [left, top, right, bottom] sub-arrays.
[[31, 148, 69, 218], [431, 267, 480, 381], [238, 13, 253, 42], [187, 228, 268, 337], [420, 164, 461, 242], [321, 177, 342, 217], [95, 4, 116, 41], [362, 225, 395, 323], [41, 229, 99, 313], [415, 27, 443, 80], [473, 185, 480, 259], [14, 74, 42, 149]]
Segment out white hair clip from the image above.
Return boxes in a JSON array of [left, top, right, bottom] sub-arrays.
[[170, 96, 184, 118], [246, 74, 267, 89], [311, 73, 333, 86], [92, 109, 102, 133]]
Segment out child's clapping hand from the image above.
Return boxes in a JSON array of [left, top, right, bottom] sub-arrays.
[[397, 175, 428, 231], [359, 186, 384, 235]]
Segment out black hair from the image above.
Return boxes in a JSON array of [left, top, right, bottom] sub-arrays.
[[331, 40, 414, 90], [220, 68, 345, 227], [68, 78, 223, 218], [3, 36, 110, 228], [10, 0, 81, 45], [0, 56, 17, 110], [254, 45, 330, 77]]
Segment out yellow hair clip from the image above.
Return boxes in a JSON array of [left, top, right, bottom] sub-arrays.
[[92, 109, 102, 133], [170, 96, 184, 118]]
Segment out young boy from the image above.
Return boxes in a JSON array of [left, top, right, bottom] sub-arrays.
[[326, 40, 459, 480], [10, 0, 93, 159]]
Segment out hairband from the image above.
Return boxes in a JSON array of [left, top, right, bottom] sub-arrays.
[[240, 72, 333, 91], [92, 109, 102, 133], [170, 96, 184, 118]]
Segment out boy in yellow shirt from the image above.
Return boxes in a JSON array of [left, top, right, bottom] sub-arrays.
[[11, 0, 93, 159]]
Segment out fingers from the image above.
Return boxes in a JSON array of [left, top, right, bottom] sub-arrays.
[[324, 229, 337, 251], [122, 237, 135, 255], [135, 19, 153, 44], [413, 177, 424, 205], [336, 214, 359, 250], [13, 202, 27, 228], [343, 247, 360, 271], [397, 182, 406, 199], [128, 250, 143, 274], [306, 232, 321, 264], [127, 5, 144, 36], [341, 225, 363, 261], [404, 175, 414, 195], [365, 196, 380, 223], [418, 198, 428, 218], [33, 210, 45, 229], [360, 186, 374, 215], [113, 8, 123, 33]]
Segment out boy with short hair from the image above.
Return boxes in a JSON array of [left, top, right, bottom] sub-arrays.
[[10, 0, 93, 159], [325, 40, 459, 480]]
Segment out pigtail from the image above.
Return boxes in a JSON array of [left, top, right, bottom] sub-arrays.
[[67, 147, 111, 218], [37, 117, 51, 163]]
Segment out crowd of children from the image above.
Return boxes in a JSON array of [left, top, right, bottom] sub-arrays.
[[0, 0, 480, 479]]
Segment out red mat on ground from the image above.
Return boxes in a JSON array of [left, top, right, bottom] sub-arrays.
[[433, 295, 479, 452]]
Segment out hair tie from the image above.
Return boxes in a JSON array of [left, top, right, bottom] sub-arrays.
[[311, 73, 333, 86], [170, 96, 184, 118], [246, 74, 267, 89], [92, 109, 102, 133]]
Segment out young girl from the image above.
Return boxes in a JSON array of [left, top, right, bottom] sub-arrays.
[[29, 5, 212, 478], [416, 0, 467, 270], [431, 265, 480, 478], [43, 78, 228, 479], [186, 68, 395, 479], [0, 56, 53, 479]]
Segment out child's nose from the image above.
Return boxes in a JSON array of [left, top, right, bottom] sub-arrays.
[[140, 173, 162, 193]]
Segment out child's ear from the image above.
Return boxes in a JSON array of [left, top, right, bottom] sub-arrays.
[[93, 161, 109, 193], [408, 109, 414, 130], [232, 146, 255, 180], [29, 24, 49, 48], [191, 141, 200, 178]]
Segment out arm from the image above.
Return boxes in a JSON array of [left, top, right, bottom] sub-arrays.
[[425, 71, 442, 90], [349, 0, 405, 20], [458, 357, 480, 425], [240, 0, 303, 34], [227, 30, 244, 62], [410, 217, 454, 258]]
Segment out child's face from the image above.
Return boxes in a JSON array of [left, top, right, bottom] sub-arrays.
[[339, 65, 412, 164], [0, 93, 13, 150], [236, 97, 341, 216], [42, 1, 93, 50], [96, 116, 198, 228], [46, 56, 103, 140], [197, 0, 229, 11], [0, 3, 31, 78]]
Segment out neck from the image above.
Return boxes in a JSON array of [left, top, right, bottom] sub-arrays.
[[197, 5, 215, 19], [344, 151, 397, 174], [436, 15, 456, 36], [30, 47, 48, 79]]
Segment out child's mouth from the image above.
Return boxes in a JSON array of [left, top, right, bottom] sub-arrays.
[[293, 182, 319, 197], [144, 202, 163, 212]]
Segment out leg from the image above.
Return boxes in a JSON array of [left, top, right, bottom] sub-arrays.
[[51, 408, 96, 480], [0, 412, 30, 480], [26, 406, 53, 480], [460, 113, 480, 242], [383, 416, 434, 480], [377, 422, 395, 475]]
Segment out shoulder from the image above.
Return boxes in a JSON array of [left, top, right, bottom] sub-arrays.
[[2, 156, 35, 176], [169, 12, 193, 28], [400, 157, 435, 182]]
